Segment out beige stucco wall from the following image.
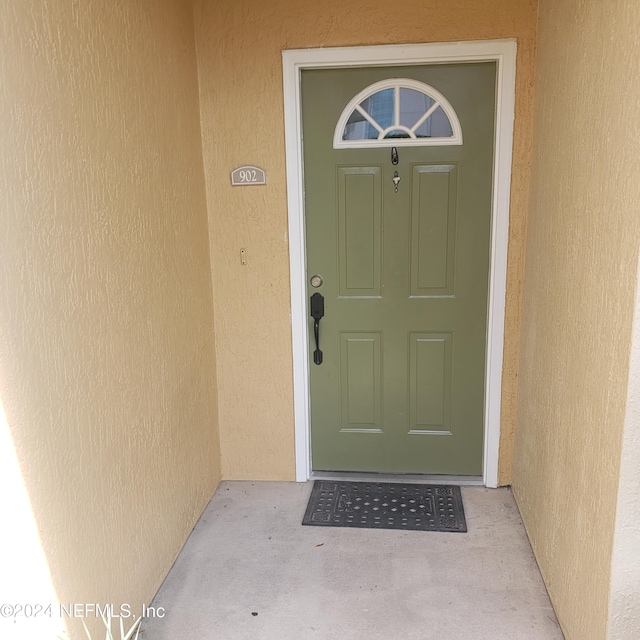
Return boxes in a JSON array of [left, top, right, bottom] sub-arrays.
[[0, 2, 219, 638], [512, 1, 640, 638], [194, 0, 538, 482]]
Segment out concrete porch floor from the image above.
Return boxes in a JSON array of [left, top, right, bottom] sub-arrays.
[[141, 482, 564, 640]]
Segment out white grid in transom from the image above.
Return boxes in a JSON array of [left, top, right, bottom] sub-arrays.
[[334, 78, 462, 148]]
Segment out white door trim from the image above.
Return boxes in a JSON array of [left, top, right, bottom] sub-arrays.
[[282, 39, 517, 488]]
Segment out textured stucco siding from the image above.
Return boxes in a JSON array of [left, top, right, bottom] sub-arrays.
[[513, 1, 640, 638], [0, 2, 220, 638]]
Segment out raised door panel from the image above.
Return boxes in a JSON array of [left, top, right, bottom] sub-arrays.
[[339, 332, 382, 432], [408, 332, 453, 434], [338, 167, 382, 297], [410, 164, 458, 297]]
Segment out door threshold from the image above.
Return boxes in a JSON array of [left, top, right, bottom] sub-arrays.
[[310, 471, 484, 486]]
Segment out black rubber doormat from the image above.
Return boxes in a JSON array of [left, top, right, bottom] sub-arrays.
[[302, 480, 467, 532]]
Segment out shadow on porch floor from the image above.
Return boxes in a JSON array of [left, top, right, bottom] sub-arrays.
[[141, 481, 563, 640]]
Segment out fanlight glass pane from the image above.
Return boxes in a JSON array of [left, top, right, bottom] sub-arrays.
[[359, 89, 394, 129], [399, 88, 435, 129], [414, 105, 453, 138], [338, 81, 458, 145], [344, 110, 378, 141]]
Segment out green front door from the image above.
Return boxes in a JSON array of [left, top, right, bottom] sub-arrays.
[[302, 63, 496, 475]]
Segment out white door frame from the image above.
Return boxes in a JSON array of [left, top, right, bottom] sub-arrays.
[[282, 39, 517, 487]]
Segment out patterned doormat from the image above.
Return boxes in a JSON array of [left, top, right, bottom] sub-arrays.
[[302, 480, 467, 532]]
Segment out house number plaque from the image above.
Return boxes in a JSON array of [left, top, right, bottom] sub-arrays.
[[231, 165, 266, 186]]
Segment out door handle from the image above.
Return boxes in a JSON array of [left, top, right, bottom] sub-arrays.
[[310, 292, 324, 365]]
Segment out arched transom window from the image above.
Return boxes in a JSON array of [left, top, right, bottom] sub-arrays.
[[333, 79, 462, 149]]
